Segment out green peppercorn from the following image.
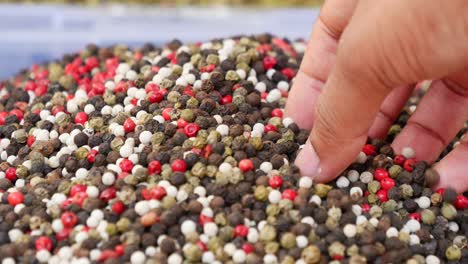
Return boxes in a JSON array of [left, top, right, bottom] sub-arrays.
[[116, 218, 131, 233], [265, 242, 279, 254], [445, 245, 461, 260], [400, 184, 414, 198], [315, 184, 332, 198], [255, 186, 269, 201], [388, 165, 403, 178], [421, 209, 436, 225], [382, 200, 398, 212], [368, 180, 381, 194], [106, 223, 118, 236], [183, 244, 202, 262], [441, 203, 457, 220], [301, 245, 321, 264], [259, 225, 277, 242]]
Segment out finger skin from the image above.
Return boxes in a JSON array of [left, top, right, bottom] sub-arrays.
[[392, 76, 468, 163], [285, 0, 357, 129], [295, 0, 468, 182], [368, 85, 414, 139], [434, 134, 468, 193]]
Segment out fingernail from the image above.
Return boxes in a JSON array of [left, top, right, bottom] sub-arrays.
[[295, 140, 321, 177]]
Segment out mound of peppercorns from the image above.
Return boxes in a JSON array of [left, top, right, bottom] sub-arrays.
[[0, 34, 466, 264]]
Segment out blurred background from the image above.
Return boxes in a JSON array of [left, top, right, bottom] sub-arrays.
[[0, 1, 321, 79]]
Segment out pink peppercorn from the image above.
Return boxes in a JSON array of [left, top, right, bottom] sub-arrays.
[[362, 144, 376, 156], [184, 123, 200, 137], [171, 159, 187, 172], [282, 189, 297, 201], [74, 112, 88, 125], [374, 168, 389, 181], [238, 159, 254, 172], [234, 225, 249, 237], [123, 118, 136, 133], [269, 176, 283, 189], [264, 124, 278, 133], [148, 160, 162, 175], [5, 167, 17, 182], [7, 192, 24, 206], [61, 212, 78, 228], [35, 236, 53, 251], [119, 159, 134, 173]]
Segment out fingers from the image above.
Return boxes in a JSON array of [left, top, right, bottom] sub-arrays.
[[285, 0, 358, 129], [368, 85, 414, 139], [392, 71, 468, 163], [433, 133, 468, 193], [295, 0, 468, 182]]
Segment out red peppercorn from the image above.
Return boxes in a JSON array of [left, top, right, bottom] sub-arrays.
[[282, 189, 297, 201], [332, 254, 344, 261], [361, 203, 371, 213], [150, 186, 167, 200], [408, 212, 421, 222], [454, 195, 468, 210], [70, 184, 87, 197], [242, 243, 254, 254], [269, 175, 283, 189], [61, 212, 78, 228], [145, 83, 159, 93], [281, 68, 295, 80], [54, 228, 71, 242], [177, 118, 188, 128], [393, 154, 406, 165], [141, 188, 152, 200], [380, 177, 395, 190], [123, 118, 136, 133], [264, 124, 278, 133], [436, 188, 445, 196], [87, 149, 98, 163], [184, 123, 200, 137], [112, 201, 125, 214], [199, 214, 213, 225], [196, 241, 207, 251], [374, 168, 389, 181], [100, 187, 117, 202], [362, 144, 376, 156], [262, 56, 277, 70], [7, 192, 24, 206], [239, 159, 254, 172], [162, 108, 172, 120], [171, 159, 187, 172], [5, 167, 17, 182], [148, 91, 163, 103], [376, 189, 388, 202], [10, 109, 24, 121], [119, 159, 134, 173], [0, 112, 8, 125], [221, 95, 232, 105], [114, 244, 125, 256], [270, 108, 283, 118], [234, 225, 249, 237], [99, 250, 119, 262], [404, 158, 416, 172], [72, 192, 87, 207], [24, 80, 36, 91], [74, 112, 88, 125], [35, 236, 53, 251], [148, 160, 162, 175], [27, 135, 36, 147]]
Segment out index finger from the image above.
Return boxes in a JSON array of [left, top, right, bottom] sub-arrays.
[[284, 0, 358, 129]]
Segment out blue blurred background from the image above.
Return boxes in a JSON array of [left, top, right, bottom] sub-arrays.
[[0, 3, 318, 79]]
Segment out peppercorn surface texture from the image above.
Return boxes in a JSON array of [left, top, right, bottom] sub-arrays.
[[0, 35, 467, 264]]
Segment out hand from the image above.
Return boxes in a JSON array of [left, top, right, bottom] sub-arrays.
[[285, 0, 468, 193]]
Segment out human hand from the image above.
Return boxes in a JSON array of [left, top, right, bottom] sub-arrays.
[[285, 0, 468, 193]]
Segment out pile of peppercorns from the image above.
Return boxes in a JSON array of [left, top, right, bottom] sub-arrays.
[[0, 34, 466, 264]]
